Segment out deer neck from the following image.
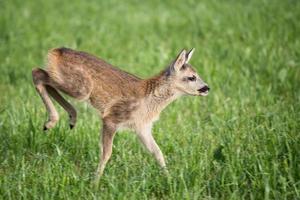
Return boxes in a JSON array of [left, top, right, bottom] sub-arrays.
[[144, 75, 182, 114]]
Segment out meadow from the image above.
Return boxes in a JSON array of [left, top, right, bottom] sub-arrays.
[[0, 0, 299, 199]]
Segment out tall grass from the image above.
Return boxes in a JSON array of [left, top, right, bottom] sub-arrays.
[[0, 0, 299, 199]]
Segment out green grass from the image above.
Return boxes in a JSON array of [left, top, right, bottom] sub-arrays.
[[1, 0, 300, 199]]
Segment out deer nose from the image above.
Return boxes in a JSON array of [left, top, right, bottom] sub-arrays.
[[199, 85, 210, 93]]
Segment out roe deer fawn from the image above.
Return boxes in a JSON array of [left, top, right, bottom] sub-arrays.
[[32, 47, 209, 182]]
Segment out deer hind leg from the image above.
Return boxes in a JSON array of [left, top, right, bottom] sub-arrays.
[[32, 68, 59, 130], [46, 85, 77, 129], [32, 67, 81, 130]]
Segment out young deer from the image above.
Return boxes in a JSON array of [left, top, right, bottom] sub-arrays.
[[32, 47, 209, 182]]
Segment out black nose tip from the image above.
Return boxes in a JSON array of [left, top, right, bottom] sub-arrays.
[[199, 85, 210, 93]]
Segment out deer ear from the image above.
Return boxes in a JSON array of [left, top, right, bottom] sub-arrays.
[[185, 48, 195, 63], [173, 49, 187, 72]]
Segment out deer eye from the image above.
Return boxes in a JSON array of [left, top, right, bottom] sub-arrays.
[[187, 75, 196, 81]]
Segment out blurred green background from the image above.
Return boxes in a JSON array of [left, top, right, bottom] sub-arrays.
[[0, 0, 299, 199]]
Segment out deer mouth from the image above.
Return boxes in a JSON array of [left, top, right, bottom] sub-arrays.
[[198, 85, 210, 96]]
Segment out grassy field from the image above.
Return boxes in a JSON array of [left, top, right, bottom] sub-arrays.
[[1, 0, 300, 199]]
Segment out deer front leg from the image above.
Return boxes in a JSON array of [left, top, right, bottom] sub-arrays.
[[94, 119, 116, 183], [136, 124, 167, 171]]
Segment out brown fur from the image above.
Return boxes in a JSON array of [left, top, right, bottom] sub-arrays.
[[32, 47, 209, 183]]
